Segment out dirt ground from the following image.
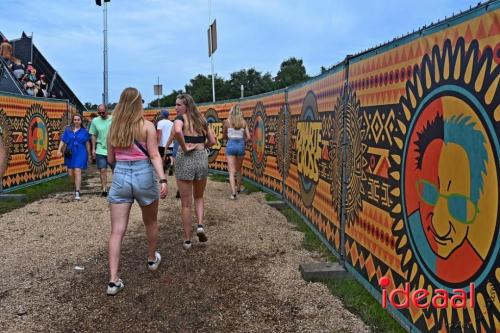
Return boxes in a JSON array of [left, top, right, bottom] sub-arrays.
[[0, 168, 369, 333]]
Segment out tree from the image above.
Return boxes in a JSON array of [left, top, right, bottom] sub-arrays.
[[274, 57, 309, 89], [84, 102, 98, 110], [320, 64, 336, 74], [228, 68, 274, 98], [149, 89, 184, 108], [184, 74, 230, 103]]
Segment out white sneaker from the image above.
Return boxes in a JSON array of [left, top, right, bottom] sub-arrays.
[[196, 225, 208, 242], [147, 251, 162, 271], [106, 279, 124, 296], [75, 191, 81, 201], [230, 194, 236, 200], [183, 240, 192, 250]]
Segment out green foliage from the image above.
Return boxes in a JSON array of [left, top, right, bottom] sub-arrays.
[[149, 89, 184, 109], [324, 279, 405, 333], [274, 57, 309, 89], [229, 68, 274, 98], [147, 57, 312, 106]]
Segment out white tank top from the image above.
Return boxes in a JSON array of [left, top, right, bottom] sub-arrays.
[[228, 127, 244, 139]]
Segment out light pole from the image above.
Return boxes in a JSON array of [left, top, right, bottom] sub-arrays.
[[96, 0, 110, 107]]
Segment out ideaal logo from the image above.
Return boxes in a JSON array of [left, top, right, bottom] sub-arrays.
[[379, 277, 475, 310], [296, 91, 322, 208], [205, 108, 223, 163]]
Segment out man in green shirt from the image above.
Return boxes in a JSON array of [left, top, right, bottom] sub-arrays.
[[89, 104, 113, 196]]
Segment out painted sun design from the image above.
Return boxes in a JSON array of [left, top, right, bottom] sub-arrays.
[[251, 102, 267, 177], [330, 93, 344, 218], [22, 104, 52, 175], [276, 103, 291, 179], [0, 108, 11, 164], [343, 87, 366, 225], [392, 37, 499, 332]]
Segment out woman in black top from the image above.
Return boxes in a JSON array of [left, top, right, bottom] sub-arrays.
[[173, 93, 216, 250]]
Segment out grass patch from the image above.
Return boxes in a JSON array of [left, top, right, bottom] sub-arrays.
[[268, 199, 404, 333], [264, 193, 279, 201], [209, 174, 228, 183], [0, 176, 72, 216], [323, 279, 405, 333]]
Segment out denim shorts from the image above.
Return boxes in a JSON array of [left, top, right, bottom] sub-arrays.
[[226, 139, 245, 156], [96, 154, 113, 170], [108, 160, 159, 206]]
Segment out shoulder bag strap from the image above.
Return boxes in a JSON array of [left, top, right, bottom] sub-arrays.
[[133, 139, 150, 159]]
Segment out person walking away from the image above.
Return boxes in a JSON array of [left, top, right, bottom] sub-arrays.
[[173, 94, 216, 250], [89, 104, 113, 196], [106, 87, 168, 295], [57, 114, 91, 200], [156, 109, 173, 172], [223, 104, 251, 199]]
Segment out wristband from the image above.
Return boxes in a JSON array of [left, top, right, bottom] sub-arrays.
[[159, 179, 167, 184]]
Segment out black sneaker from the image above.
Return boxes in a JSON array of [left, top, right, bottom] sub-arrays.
[[101, 190, 108, 197], [175, 190, 181, 198], [196, 225, 208, 242]]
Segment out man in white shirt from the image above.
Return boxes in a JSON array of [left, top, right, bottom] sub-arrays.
[[156, 110, 173, 172]]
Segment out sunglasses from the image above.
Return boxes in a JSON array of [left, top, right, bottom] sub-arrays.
[[415, 179, 479, 224]]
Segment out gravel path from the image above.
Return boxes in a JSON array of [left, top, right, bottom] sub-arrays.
[[0, 168, 369, 333]]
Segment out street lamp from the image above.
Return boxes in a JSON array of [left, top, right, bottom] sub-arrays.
[[96, 0, 110, 107]]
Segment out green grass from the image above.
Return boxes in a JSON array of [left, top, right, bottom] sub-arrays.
[[0, 176, 72, 216], [323, 278, 405, 333]]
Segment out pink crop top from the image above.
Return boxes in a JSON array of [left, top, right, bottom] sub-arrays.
[[114, 142, 148, 161]]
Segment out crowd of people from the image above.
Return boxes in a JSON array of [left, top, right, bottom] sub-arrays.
[[0, 38, 53, 98], [56, 89, 253, 296]]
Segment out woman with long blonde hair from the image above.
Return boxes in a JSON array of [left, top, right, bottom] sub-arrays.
[[223, 104, 251, 199], [174, 93, 216, 250], [105, 87, 168, 295]]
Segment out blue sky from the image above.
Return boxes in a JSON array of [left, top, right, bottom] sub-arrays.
[[1, 0, 482, 106]]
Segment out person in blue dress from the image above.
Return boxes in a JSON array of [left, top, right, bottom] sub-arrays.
[[57, 114, 91, 200]]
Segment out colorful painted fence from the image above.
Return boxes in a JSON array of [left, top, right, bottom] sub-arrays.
[[0, 92, 73, 191], [0, 3, 497, 332], [195, 4, 499, 332]]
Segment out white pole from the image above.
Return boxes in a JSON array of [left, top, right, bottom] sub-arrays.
[[103, 1, 109, 107], [209, 0, 215, 102]]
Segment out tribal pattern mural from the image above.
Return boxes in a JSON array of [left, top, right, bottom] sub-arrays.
[[194, 4, 499, 332], [0, 93, 70, 190]]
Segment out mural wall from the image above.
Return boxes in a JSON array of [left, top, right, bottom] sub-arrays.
[[195, 4, 499, 332], [343, 7, 499, 332], [0, 92, 71, 191]]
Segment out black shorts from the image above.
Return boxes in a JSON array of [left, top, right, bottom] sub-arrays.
[[158, 146, 166, 158], [165, 147, 173, 157]]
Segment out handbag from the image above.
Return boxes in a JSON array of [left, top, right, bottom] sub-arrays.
[[64, 147, 72, 158]]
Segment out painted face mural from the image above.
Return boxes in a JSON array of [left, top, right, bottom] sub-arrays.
[[401, 39, 499, 288], [28, 116, 48, 164]]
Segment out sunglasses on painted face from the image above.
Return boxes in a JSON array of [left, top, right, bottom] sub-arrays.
[[415, 179, 479, 224]]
